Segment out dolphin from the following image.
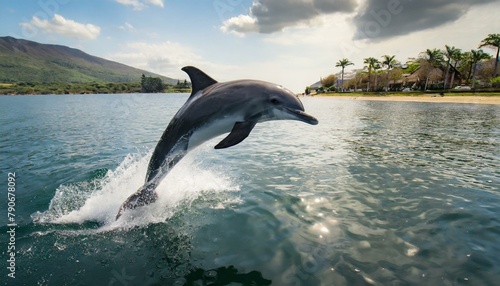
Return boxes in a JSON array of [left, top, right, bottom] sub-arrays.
[[116, 66, 318, 219]]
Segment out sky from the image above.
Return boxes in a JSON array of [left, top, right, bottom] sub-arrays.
[[1, 0, 500, 92]]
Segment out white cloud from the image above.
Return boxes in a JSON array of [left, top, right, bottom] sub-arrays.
[[221, 0, 500, 42], [221, 0, 357, 35], [147, 0, 164, 8], [353, 0, 499, 40], [116, 0, 164, 11], [220, 15, 258, 36], [116, 0, 145, 10], [117, 0, 145, 10], [109, 41, 239, 81], [110, 41, 206, 78], [119, 22, 136, 32], [20, 14, 100, 40]]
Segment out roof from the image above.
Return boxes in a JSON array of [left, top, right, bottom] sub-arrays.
[[309, 80, 322, 88]]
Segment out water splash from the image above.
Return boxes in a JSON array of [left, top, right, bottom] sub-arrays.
[[32, 149, 239, 229]]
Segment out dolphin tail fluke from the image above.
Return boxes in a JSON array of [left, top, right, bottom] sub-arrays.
[[115, 183, 158, 220]]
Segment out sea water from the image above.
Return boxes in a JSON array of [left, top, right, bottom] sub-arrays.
[[0, 94, 499, 285]]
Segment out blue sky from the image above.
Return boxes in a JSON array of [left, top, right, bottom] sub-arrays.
[[1, 0, 500, 92]]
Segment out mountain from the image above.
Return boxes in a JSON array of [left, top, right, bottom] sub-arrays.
[[0, 36, 177, 84]]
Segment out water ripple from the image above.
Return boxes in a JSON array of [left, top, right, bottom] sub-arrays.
[[1, 95, 499, 285]]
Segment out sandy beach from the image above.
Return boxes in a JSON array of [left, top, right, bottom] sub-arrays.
[[316, 94, 500, 105]]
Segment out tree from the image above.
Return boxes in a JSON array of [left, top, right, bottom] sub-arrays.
[[443, 46, 461, 89], [405, 58, 421, 74], [448, 48, 463, 89], [470, 49, 491, 88], [321, 74, 337, 89], [461, 51, 474, 84], [141, 75, 163, 93], [389, 67, 403, 84], [381, 55, 396, 91], [141, 74, 146, 88], [347, 71, 366, 91], [479, 33, 500, 77], [373, 63, 382, 91], [491, 76, 500, 88], [363, 57, 380, 91], [421, 49, 444, 90], [335, 58, 354, 92]]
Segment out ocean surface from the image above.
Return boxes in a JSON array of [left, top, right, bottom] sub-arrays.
[[0, 94, 499, 286]]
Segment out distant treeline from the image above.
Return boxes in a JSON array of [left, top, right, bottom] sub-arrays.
[[0, 82, 141, 95], [140, 74, 190, 93], [0, 75, 191, 95]]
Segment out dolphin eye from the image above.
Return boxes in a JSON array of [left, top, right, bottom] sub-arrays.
[[270, 98, 280, 105]]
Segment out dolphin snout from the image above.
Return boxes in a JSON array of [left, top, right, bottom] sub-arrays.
[[285, 107, 319, 125]]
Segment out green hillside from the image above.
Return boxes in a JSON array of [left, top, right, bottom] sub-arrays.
[[0, 36, 178, 84]]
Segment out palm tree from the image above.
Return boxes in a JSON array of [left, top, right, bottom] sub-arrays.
[[336, 58, 354, 92], [354, 71, 366, 91], [462, 51, 474, 84], [422, 49, 444, 90], [364, 57, 379, 92], [443, 45, 460, 89], [381, 55, 396, 91], [448, 48, 463, 89], [479, 34, 500, 77], [373, 63, 381, 91], [470, 49, 492, 88]]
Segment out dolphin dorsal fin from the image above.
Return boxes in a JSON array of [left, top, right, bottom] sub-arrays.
[[182, 66, 218, 98]]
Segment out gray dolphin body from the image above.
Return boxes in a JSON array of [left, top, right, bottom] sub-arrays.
[[116, 66, 318, 219]]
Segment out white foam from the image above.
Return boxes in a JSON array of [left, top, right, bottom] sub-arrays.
[[32, 148, 239, 229]]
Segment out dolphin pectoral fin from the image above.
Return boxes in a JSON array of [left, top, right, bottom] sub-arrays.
[[214, 120, 258, 149], [115, 183, 158, 220]]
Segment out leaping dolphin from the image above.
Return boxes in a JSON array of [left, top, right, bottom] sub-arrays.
[[116, 66, 318, 219]]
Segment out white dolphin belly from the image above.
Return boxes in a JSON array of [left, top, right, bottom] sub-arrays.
[[187, 115, 242, 151]]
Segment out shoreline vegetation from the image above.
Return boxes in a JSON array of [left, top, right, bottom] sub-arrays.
[[0, 81, 191, 95], [309, 91, 500, 104], [2, 83, 498, 104], [307, 33, 500, 105]]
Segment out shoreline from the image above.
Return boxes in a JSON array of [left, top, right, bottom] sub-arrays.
[[312, 94, 500, 105], [2, 92, 500, 105]]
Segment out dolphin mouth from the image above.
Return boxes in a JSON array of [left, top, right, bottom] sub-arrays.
[[285, 107, 319, 125]]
